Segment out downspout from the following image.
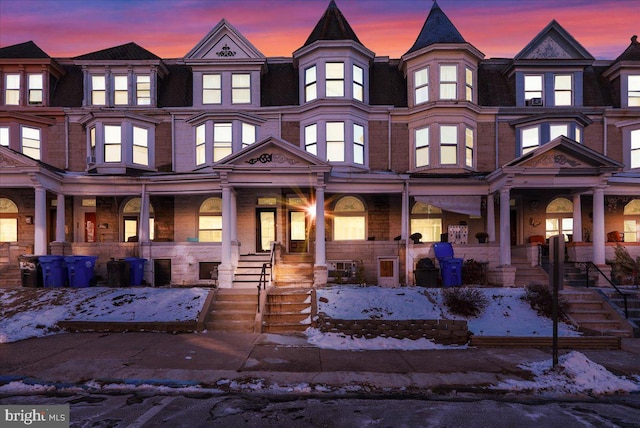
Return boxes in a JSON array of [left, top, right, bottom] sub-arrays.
[[403, 179, 410, 285], [278, 113, 282, 139], [171, 113, 176, 169], [65, 113, 69, 170], [494, 118, 499, 170], [388, 112, 392, 171], [603, 115, 607, 157]]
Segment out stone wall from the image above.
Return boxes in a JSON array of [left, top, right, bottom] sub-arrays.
[[315, 313, 469, 345]]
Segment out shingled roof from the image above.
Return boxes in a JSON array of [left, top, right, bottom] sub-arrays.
[[614, 35, 640, 62], [0, 41, 50, 59], [405, 1, 465, 55], [304, 0, 362, 47], [74, 42, 160, 61]]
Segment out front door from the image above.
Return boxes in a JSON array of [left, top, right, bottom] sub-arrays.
[[288, 210, 308, 252], [256, 208, 276, 252]]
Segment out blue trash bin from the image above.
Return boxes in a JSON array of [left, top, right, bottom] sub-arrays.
[[64, 256, 98, 288], [39, 255, 66, 287], [124, 257, 147, 286], [433, 243, 463, 287]]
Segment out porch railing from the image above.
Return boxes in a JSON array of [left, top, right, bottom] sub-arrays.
[[256, 242, 276, 313], [566, 261, 629, 319]]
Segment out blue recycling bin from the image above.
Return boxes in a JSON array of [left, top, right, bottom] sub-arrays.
[[64, 256, 98, 288], [433, 242, 463, 287], [124, 257, 147, 286], [39, 255, 66, 287]]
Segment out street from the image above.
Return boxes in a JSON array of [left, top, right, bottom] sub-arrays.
[[3, 390, 640, 427]]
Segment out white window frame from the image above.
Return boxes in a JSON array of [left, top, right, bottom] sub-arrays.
[[305, 66, 317, 102], [132, 125, 149, 166], [439, 64, 457, 100], [524, 74, 543, 101], [439, 125, 458, 165], [549, 123, 569, 141], [195, 124, 206, 165], [199, 197, 223, 242], [5, 74, 20, 105], [465, 127, 474, 168], [629, 75, 640, 107], [465, 67, 473, 102], [213, 122, 233, 162], [304, 124, 317, 155], [27, 73, 43, 104], [353, 64, 364, 102], [242, 123, 256, 148], [203, 74, 221, 105], [353, 123, 365, 165], [21, 125, 41, 160], [113, 75, 129, 105], [231, 73, 251, 104], [325, 62, 344, 98], [326, 122, 345, 162], [415, 126, 429, 168], [414, 67, 429, 105], [0, 126, 9, 146], [631, 129, 640, 169], [521, 126, 540, 155], [91, 75, 106, 106], [104, 124, 122, 163], [136, 74, 151, 105], [554, 74, 573, 106]]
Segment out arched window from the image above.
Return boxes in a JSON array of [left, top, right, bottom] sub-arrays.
[[546, 197, 573, 240], [410, 202, 442, 242], [0, 197, 18, 242], [199, 197, 222, 242], [333, 196, 366, 241], [122, 198, 154, 242], [623, 199, 640, 242]]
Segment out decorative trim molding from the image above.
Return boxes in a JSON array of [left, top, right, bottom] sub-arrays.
[[216, 44, 236, 57], [246, 153, 299, 165]]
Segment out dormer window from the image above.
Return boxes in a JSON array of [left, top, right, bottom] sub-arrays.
[[231, 73, 251, 104], [525, 75, 543, 101], [136, 75, 151, 105], [628, 75, 640, 107], [414, 67, 428, 105], [439, 64, 457, 100], [5, 74, 20, 105], [554, 75, 572, 106], [91, 75, 106, 105], [326, 63, 344, 97], [203, 74, 221, 104], [114, 75, 128, 105], [27, 74, 43, 104], [305, 66, 317, 102]]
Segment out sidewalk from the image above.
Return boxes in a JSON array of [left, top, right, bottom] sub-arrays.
[[1, 331, 639, 394]]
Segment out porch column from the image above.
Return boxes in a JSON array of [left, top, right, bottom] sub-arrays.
[[231, 190, 237, 242], [34, 187, 47, 255], [221, 186, 232, 266], [572, 194, 582, 242], [592, 187, 605, 265], [314, 186, 326, 266], [138, 187, 150, 243], [55, 194, 65, 242], [499, 188, 511, 266], [486, 193, 496, 242]]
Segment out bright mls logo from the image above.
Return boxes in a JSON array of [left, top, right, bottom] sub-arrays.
[[1, 405, 69, 427]]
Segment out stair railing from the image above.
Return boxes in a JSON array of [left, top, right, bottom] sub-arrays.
[[256, 242, 277, 313], [581, 261, 629, 319]]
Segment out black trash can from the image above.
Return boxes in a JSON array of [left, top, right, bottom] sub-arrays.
[[18, 255, 42, 287], [107, 259, 130, 287], [414, 258, 439, 287]]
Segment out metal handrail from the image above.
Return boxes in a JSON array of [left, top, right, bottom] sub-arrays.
[[256, 242, 277, 313], [575, 261, 629, 319]]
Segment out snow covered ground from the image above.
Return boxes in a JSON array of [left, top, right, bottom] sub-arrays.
[[1, 285, 639, 396]]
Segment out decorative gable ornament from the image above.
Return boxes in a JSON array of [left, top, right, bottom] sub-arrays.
[[185, 19, 265, 61], [514, 20, 594, 61]]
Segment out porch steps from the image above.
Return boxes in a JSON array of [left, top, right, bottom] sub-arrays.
[[262, 288, 312, 333], [600, 289, 640, 337], [232, 254, 271, 289], [512, 256, 548, 287], [274, 253, 314, 288], [0, 266, 21, 288], [563, 263, 596, 288], [205, 288, 257, 333], [561, 288, 634, 338]]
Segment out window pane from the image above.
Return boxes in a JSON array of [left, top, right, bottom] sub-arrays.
[[199, 215, 222, 230], [353, 123, 364, 165], [305, 66, 317, 102], [326, 62, 344, 97], [522, 127, 539, 153], [232, 74, 251, 104], [213, 123, 232, 162], [21, 126, 40, 160], [203, 74, 221, 104], [242, 123, 256, 147], [28, 74, 43, 104], [549, 124, 568, 141], [326, 62, 344, 79], [554, 75, 572, 106], [624, 220, 638, 243], [326, 122, 344, 162], [232, 89, 250, 104], [0, 126, 9, 146], [0, 218, 18, 242], [114, 75, 128, 104], [415, 68, 428, 87], [465, 127, 474, 167], [525, 75, 543, 99], [415, 127, 429, 167], [440, 125, 457, 144], [5, 74, 20, 105], [441, 145, 457, 164], [136, 75, 151, 105], [132, 126, 148, 165], [440, 64, 457, 99], [104, 125, 121, 162], [415, 87, 428, 104], [353, 65, 364, 102], [440, 83, 456, 99], [305, 124, 317, 155], [334, 216, 365, 240], [411, 218, 442, 242], [440, 65, 457, 81]]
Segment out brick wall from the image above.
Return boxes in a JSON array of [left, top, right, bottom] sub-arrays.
[[155, 121, 172, 171]]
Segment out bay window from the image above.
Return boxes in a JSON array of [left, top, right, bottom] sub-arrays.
[[440, 125, 457, 164], [632, 129, 640, 169], [326, 122, 344, 162], [415, 67, 429, 104], [213, 123, 232, 161], [326, 62, 344, 97], [193, 119, 260, 165], [104, 125, 122, 162], [305, 124, 317, 155], [465, 67, 473, 102], [242, 123, 256, 148], [21, 125, 41, 160], [439, 65, 457, 100], [521, 126, 540, 154], [465, 127, 474, 168], [196, 124, 206, 165], [415, 127, 429, 168], [0, 126, 8, 146], [628, 75, 640, 107], [132, 126, 148, 166], [353, 123, 364, 165], [305, 66, 317, 102]]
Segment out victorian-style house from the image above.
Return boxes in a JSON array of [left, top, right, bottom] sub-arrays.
[[1, 1, 639, 294]]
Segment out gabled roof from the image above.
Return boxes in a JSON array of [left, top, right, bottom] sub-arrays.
[[74, 42, 160, 61], [185, 19, 264, 60], [0, 41, 50, 59], [514, 20, 594, 61], [304, 0, 362, 47], [614, 35, 640, 62], [405, 1, 465, 55]]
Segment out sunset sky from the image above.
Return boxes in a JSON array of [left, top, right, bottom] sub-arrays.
[[0, 0, 637, 60]]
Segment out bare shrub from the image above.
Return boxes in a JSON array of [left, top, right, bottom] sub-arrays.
[[523, 283, 567, 318], [442, 286, 488, 317]]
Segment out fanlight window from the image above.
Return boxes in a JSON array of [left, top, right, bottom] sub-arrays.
[[546, 197, 573, 240], [199, 197, 223, 242], [0, 197, 19, 242], [333, 196, 366, 241], [122, 198, 154, 242]]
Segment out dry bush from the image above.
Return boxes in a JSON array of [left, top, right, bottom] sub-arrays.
[[442, 286, 488, 317]]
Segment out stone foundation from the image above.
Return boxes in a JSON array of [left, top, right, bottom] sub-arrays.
[[315, 313, 469, 345]]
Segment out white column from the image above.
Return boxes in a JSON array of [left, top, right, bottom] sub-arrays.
[[34, 187, 47, 254], [138, 187, 150, 243], [55, 194, 65, 242], [486, 193, 496, 242], [592, 187, 605, 265], [221, 186, 232, 266], [315, 186, 326, 266], [499, 188, 511, 266], [572, 194, 582, 242], [231, 190, 237, 242]]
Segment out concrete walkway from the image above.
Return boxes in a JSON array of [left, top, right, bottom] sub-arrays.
[[1, 332, 639, 393]]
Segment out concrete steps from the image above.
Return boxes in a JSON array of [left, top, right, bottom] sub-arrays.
[[601, 289, 640, 337], [262, 288, 312, 333], [206, 289, 257, 333], [273, 263, 314, 288], [512, 256, 548, 287], [561, 288, 634, 338], [233, 254, 271, 289]]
